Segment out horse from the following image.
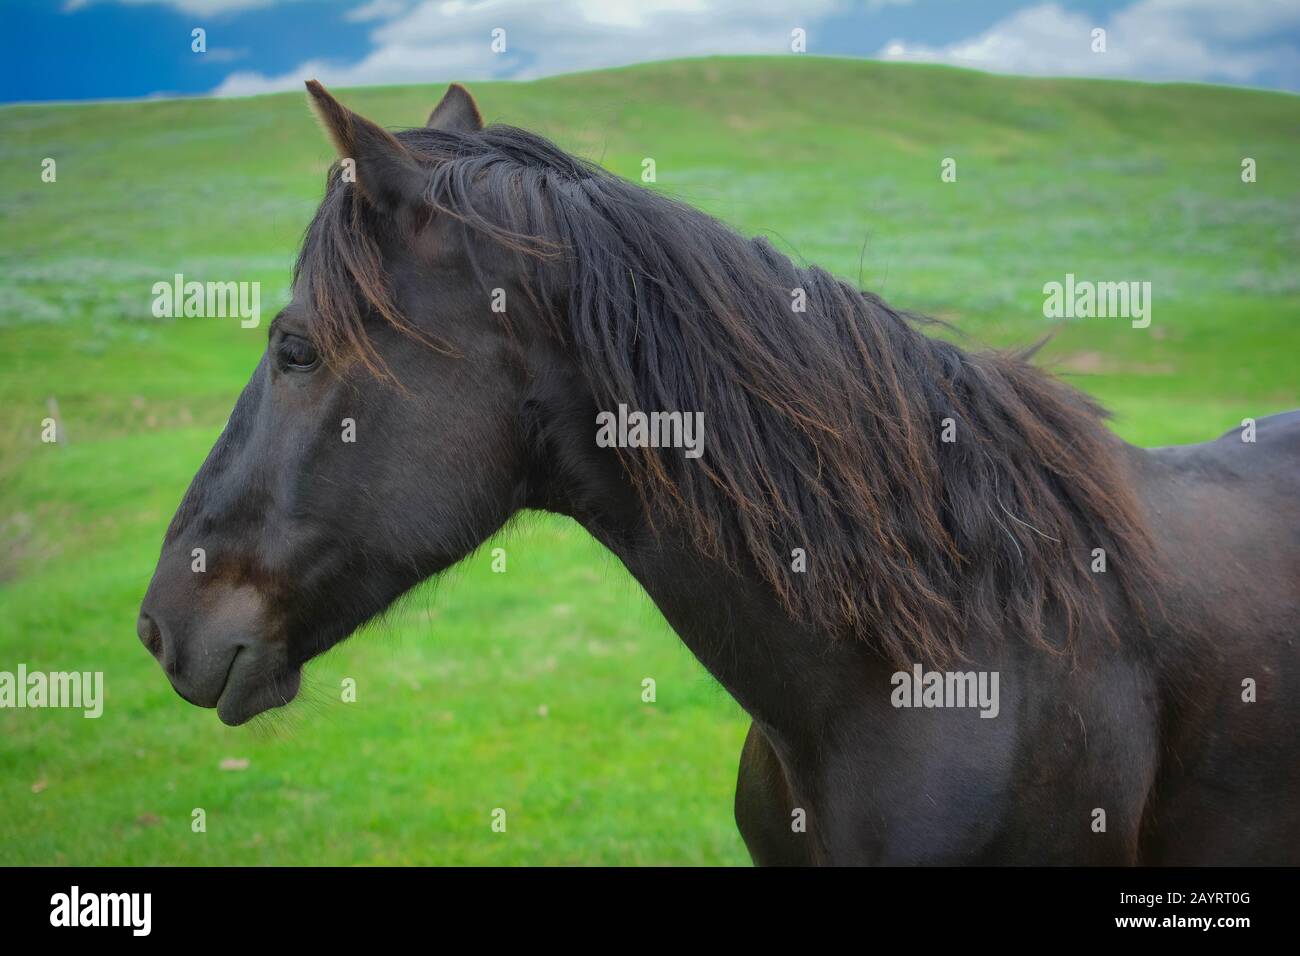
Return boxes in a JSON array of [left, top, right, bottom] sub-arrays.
[[138, 81, 1300, 865]]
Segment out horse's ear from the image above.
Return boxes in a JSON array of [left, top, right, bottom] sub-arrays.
[[426, 83, 483, 132], [305, 79, 427, 217]]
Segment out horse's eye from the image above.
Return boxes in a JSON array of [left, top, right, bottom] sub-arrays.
[[276, 334, 320, 372]]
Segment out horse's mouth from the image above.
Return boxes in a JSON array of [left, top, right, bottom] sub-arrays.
[[215, 653, 303, 726]]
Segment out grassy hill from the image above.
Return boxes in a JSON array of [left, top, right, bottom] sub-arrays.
[[1, 56, 1296, 864]]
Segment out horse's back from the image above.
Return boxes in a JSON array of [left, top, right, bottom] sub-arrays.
[[1151, 407, 1300, 487], [1131, 409, 1300, 863], [1142, 408, 1299, 597]]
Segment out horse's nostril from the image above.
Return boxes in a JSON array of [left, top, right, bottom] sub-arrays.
[[137, 612, 163, 657]]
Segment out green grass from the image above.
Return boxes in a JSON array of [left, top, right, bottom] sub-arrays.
[[1, 56, 1297, 865]]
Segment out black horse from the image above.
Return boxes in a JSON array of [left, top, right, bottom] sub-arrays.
[[139, 82, 1300, 865]]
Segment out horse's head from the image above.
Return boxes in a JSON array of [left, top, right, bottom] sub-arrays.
[[138, 83, 566, 725]]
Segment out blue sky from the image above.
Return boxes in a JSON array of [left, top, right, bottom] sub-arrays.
[[4, 0, 1299, 103]]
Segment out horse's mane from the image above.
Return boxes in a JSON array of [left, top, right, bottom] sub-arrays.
[[297, 122, 1160, 667]]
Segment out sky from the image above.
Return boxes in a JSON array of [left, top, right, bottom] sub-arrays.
[[3, 0, 1299, 103]]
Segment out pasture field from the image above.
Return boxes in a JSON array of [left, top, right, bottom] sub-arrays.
[[1, 57, 1296, 865]]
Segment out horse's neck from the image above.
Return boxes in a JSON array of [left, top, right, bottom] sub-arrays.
[[539, 441, 866, 734]]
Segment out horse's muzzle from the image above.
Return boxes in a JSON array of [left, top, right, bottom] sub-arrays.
[[137, 581, 300, 725]]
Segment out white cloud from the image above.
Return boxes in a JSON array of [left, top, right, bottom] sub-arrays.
[[214, 0, 848, 95], [879, 0, 1300, 85]]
